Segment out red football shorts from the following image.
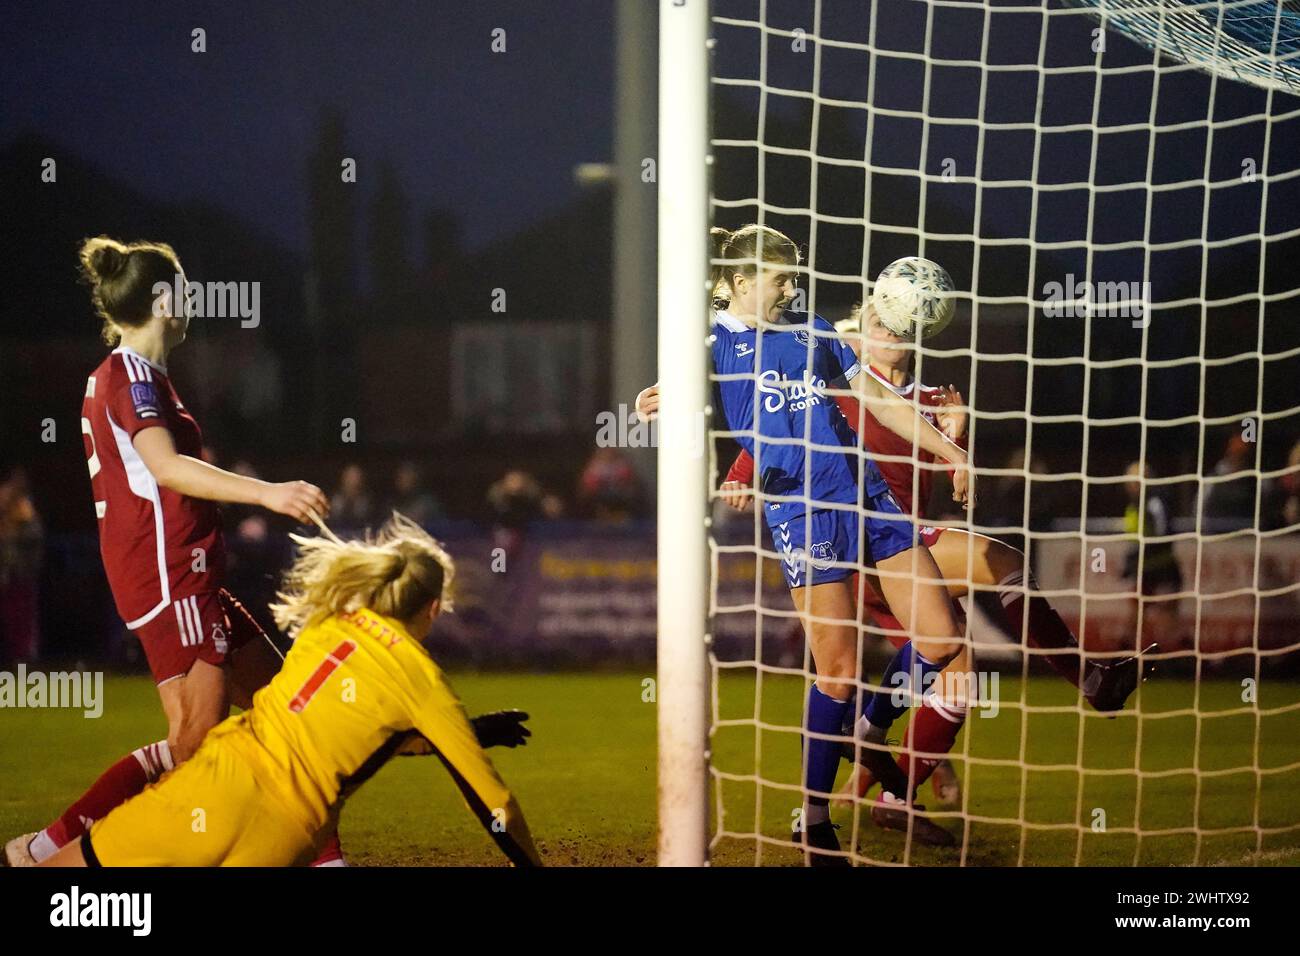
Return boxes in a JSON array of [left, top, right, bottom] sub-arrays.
[[132, 588, 266, 684]]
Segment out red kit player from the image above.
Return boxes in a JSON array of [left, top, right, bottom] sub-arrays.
[[4, 237, 330, 867]]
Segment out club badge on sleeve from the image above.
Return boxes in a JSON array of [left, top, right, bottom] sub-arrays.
[[130, 382, 161, 419]]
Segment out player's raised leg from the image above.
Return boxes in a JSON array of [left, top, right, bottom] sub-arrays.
[[925, 529, 1152, 711], [837, 528, 1152, 820]]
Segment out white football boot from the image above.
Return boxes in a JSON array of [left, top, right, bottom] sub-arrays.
[[3, 833, 38, 867]]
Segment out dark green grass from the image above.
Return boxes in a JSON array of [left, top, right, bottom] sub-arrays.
[[712, 670, 1300, 867], [2, 672, 1297, 866], [0, 673, 659, 867]]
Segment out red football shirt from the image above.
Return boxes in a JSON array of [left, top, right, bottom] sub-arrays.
[[726, 364, 964, 518], [81, 346, 226, 628]]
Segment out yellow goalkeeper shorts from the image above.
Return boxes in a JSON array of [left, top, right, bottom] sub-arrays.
[[85, 721, 318, 867]]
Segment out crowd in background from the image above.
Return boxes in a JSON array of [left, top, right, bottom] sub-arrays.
[[0, 445, 647, 667], [2, 433, 1298, 669], [317, 448, 646, 533], [0, 467, 42, 666]]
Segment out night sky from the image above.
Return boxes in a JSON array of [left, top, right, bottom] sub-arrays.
[[0, 0, 617, 255], [6, 0, 1297, 275], [710, 0, 1300, 303]]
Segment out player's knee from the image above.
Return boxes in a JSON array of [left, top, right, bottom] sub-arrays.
[[907, 608, 963, 663], [815, 675, 855, 701], [166, 728, 198, 765], [914, 637, 963, 666], [813, 652, 858, 699], [986, 540, 1028, 583], [167, 709, 219, 764]]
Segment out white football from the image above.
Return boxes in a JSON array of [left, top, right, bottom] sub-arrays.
[[871, 257, 957, 338]]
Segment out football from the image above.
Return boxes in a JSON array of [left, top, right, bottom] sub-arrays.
[[871, 256, 957, 339]]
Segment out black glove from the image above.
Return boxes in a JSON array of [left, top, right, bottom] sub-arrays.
[[471, 710, 532, 749]]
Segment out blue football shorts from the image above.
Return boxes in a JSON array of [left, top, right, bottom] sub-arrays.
[[769, 491, 915, 590]]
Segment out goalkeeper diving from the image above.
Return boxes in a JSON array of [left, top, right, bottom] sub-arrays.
[[37, 513, 543, 867]]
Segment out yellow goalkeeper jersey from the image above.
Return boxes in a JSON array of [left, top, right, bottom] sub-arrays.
[[228, 607, 539, 865]]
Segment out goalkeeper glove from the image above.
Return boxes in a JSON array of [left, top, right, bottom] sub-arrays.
[[471, 710, 532, 749]]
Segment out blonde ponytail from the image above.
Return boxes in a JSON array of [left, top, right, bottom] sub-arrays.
[[270, 512, 454, 636]]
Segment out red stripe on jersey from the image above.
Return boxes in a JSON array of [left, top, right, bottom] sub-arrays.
[[288, 640, 357, 713]]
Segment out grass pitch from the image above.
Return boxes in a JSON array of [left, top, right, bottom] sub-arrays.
[[2, 672, 1297, 866]]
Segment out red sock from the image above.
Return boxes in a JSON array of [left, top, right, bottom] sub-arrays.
[[36, 740, 172, 858], [311, 831, 346, 867], [896, 700, 967, 792], [999, 571, 1084, 687]]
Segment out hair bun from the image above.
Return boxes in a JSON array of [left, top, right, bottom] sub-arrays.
[[710, 226, 732, 257], [81, 237, 128, 283], [91, 246, 126, 280]]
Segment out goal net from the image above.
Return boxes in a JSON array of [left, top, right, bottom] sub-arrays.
[[692, 0, 1300, 866]]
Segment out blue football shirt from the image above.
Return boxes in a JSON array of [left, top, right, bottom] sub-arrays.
[[711, 309, 891, 524]]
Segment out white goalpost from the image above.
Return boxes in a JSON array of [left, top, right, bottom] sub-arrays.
[[658, 0, 1300, 867], [656, 0, 712, 867]]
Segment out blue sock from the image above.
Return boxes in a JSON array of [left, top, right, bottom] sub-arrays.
[[803, 684, 850, 825], [863, 642, 942, 731]]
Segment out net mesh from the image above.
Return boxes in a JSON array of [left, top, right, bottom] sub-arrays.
[[705, 0, 1300, 866]]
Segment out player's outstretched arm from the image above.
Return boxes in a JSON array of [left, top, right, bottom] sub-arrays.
[[413, 689, 543, 866], [395, 712, 533, 755], [131, 427, 329, 523], [848, 372, 970, 503], [395, 711, 532, 757]]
